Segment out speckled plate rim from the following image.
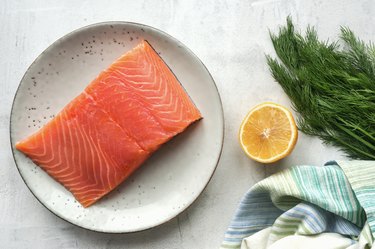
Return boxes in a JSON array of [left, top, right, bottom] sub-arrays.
[[9, 21, 225, 233]]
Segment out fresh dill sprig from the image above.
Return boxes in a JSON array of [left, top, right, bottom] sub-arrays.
[[267, 17, 375, 159]]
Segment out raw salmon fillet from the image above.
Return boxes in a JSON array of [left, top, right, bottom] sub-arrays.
[[16, 40, 202, 207]]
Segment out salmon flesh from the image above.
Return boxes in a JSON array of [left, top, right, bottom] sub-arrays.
[[16, 41, 202, 207]]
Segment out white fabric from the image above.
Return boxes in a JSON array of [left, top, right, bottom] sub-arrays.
[[242, 229, 357, 249], [241, 227, 271, 249]]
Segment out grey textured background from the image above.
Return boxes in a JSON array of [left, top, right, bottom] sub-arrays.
[[2, 0, 372, 248]]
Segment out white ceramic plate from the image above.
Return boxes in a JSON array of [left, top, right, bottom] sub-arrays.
[[10, 22, 224, 233]]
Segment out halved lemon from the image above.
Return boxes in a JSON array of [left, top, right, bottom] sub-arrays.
[[239, 102, 298, 163]]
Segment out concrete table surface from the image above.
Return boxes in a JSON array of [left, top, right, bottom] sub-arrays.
[[1, 0, 371, 248]]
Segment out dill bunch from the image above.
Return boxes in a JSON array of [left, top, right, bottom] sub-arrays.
[[267, 17, 375, 160]]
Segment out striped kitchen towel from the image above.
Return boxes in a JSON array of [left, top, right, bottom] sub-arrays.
[[221, 161, 375, 249]]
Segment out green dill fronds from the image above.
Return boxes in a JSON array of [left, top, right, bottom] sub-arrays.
[[267, 18, 375, 159]]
